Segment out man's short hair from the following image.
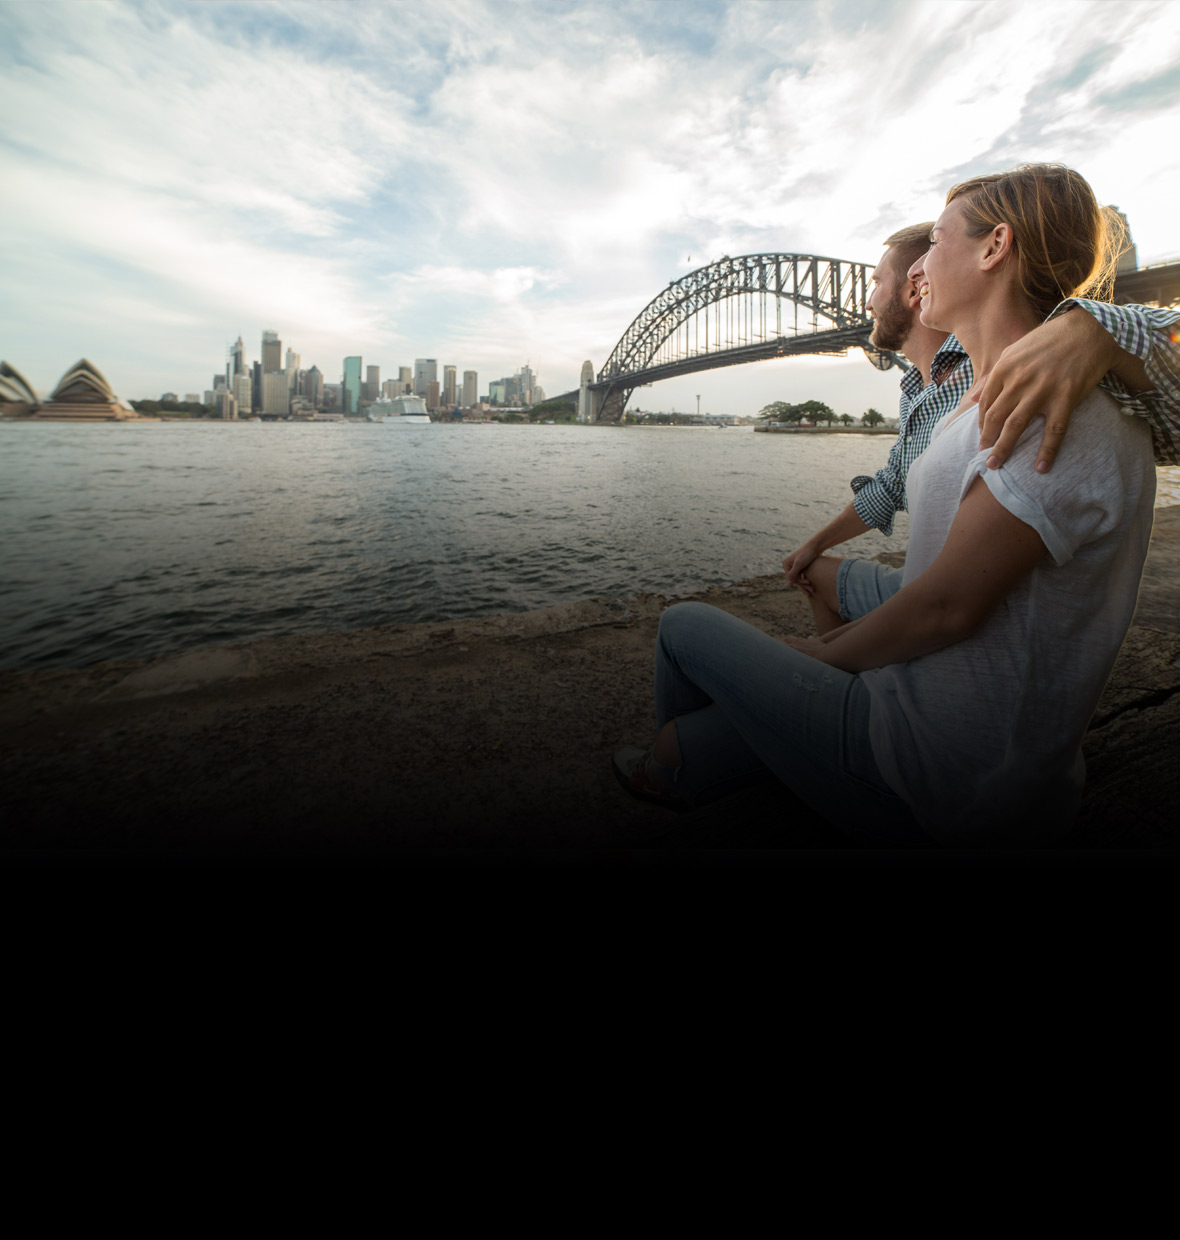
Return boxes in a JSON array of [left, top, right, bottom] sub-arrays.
[[883, 222, 936, 274]]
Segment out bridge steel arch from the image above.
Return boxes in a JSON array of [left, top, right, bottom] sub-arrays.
[[588, 253, 905, 423]]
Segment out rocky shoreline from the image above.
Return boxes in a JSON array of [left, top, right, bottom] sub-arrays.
[[2, 509, 1177, 868]]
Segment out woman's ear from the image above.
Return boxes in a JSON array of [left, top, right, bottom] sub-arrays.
[[982, 223, 1013, 269]]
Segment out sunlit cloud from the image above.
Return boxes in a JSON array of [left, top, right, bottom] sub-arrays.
[[1, 0, 1176, 410]]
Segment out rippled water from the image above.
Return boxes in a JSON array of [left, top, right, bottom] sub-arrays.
[[1, 421, 918, 670], [6, 419, 1172, 673]]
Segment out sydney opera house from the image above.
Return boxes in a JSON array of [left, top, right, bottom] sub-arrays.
[[0, 359, 155, 421]]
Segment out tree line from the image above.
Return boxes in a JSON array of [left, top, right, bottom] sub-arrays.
[[758, 400, 885, 427]]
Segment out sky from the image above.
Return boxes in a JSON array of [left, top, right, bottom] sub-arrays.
[[1, 0, 1177, 414]]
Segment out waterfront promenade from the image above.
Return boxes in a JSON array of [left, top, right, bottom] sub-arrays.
[[2, 508, 1176, 867]]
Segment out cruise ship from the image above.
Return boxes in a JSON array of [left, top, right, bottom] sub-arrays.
[[368, 394, 432, 424]]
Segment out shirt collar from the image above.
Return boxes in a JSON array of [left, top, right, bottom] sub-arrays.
[[900, 333, 968, 394], [930, 334, 968, 386]]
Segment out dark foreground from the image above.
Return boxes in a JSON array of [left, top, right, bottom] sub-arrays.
[[2, 510, 1177, 869]]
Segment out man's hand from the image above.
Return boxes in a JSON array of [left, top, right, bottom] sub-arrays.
[[784, 505, 872, 597], [782, 541, 821, 595], [977, 308, 1118, 473]]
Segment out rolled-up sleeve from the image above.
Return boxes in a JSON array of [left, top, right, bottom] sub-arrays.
[[850, 435, 908, 534], [1051, 299, 1180, 464]]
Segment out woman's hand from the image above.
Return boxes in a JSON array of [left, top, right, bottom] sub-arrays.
[[781, 635, 830, 660]]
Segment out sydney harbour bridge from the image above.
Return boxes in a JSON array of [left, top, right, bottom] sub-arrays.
[[564, 250, 1180, 423], [564, 252, 905, 424]]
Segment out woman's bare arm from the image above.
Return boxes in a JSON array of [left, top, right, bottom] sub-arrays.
[[784, 475, 1047, 672]]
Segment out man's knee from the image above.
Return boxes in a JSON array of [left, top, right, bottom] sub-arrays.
[[807, 556, 844, 615]]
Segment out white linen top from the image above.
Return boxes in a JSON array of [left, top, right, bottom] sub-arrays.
[[862, 389, 1156, 843]]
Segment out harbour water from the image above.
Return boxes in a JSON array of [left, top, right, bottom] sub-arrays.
[[2, 420, 1176, 672]]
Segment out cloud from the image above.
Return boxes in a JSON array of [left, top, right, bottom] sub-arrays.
[[1, 0, 1177, 408]]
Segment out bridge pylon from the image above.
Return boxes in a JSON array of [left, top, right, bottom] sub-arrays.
[[577, 360, 603, 423]]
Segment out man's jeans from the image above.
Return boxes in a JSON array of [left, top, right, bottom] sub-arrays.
[[837, 559, 904, 622], [654, 602, 926, 844]]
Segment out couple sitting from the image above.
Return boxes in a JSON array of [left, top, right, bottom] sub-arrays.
[[615, 163, 1180, 846]]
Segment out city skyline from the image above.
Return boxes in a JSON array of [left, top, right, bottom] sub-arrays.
[[187, 324, 545, 418], [2, 0, 1177, 416]]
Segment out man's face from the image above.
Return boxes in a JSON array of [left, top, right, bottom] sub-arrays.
[[867, 246, 915, 351]]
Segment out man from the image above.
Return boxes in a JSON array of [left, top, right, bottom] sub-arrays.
[[782, 223, 1180, 633]]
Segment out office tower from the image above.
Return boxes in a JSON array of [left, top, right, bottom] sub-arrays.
[[426, 380, 440, 410], [286, 348, 301, 372], [263, 371, 289, 415], [262, 330, 282, 374], [364, 365, 380, 402], [343, 356, 362, 416], [382, 379, 398, 399], [213, 373, 227, 390], [398, 366, 412, 394], [443, 365, 457, 406], [251, 360, 262, 410], [216, 389, 238, 420], [519, 363, 536, 404], [305, 365, 323, 407], [231, 336, 245, 377], [233, 373, 252, 412], [413, 358, 437, 397], [462, 370, 477, 407], [184, 392, 201, 405]]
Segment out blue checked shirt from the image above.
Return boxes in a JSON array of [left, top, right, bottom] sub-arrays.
[[850, 299, 1180, 534]]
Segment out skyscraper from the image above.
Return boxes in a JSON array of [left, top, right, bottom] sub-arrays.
[[519, 363, 536, 404], [443, 365, 457, 407], [413, 358, 437, 397], [398, 366, 412, 394], [262, 330, 282, 374], [426, 380, 440, 411], [364, 365, 380, 402], [343, 356, 362, 416], [233, 372, 252, 413], [462, 370, 478, 407], [305, 365, 323, 408], [263, 371, 289, 415], [230, 336, 245, 378]]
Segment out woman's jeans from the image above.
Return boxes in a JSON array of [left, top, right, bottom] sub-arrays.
[[655, 602, 926, 844]]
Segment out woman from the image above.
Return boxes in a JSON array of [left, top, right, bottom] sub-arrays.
[[614, 164, 1156, 845]]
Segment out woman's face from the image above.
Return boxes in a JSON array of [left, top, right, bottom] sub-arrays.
[[908, 197, 982, 333]]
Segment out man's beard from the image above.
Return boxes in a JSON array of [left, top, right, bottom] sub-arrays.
[[870, 295, 910, 352]]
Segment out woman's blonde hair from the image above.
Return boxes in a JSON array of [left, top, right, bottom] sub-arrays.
[[945, 163, 1125, 319]]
